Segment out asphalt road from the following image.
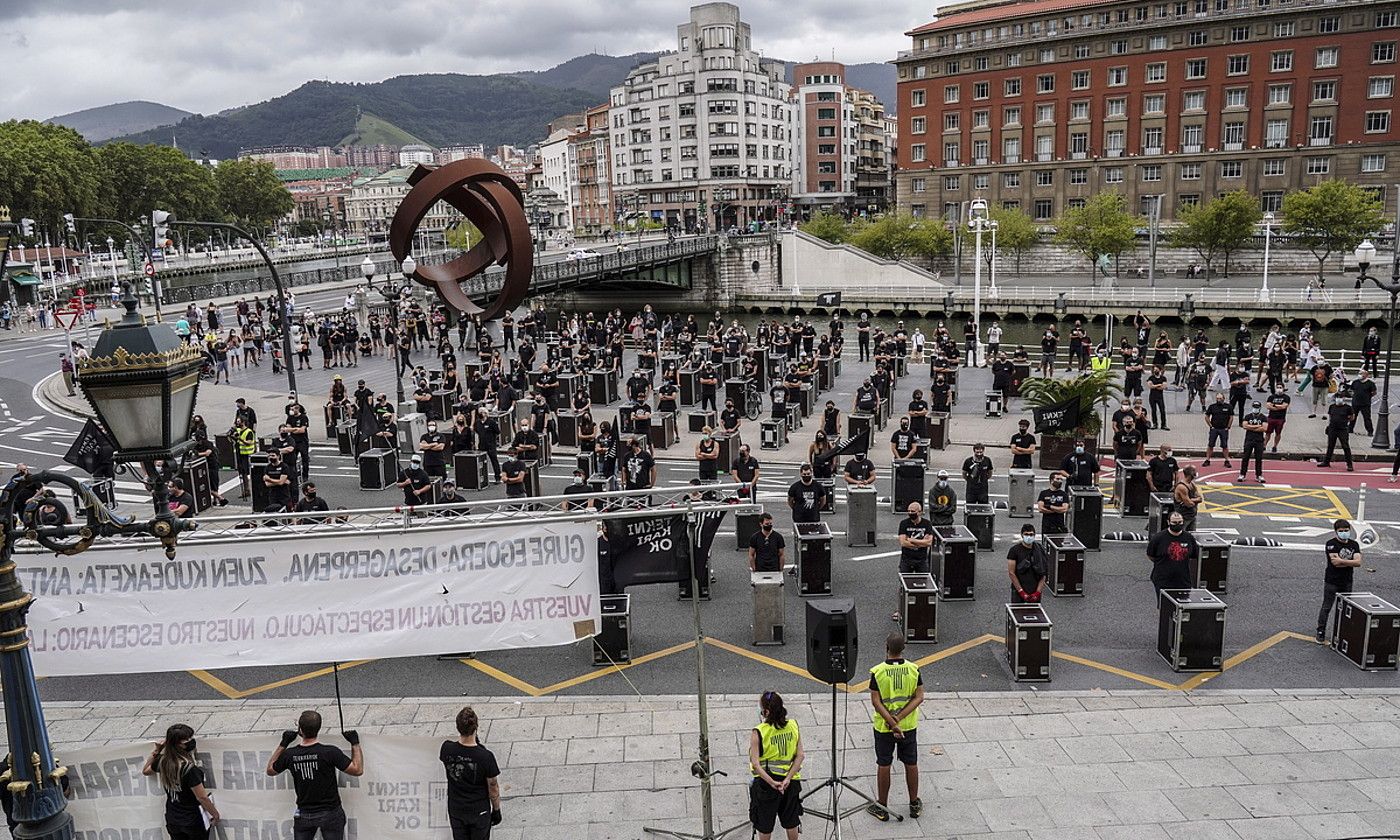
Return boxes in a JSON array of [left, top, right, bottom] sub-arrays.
[[5, 314, 1398, 703]]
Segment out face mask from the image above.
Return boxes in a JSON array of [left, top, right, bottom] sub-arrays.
[[937, 479, 949, 487], [1051, 482, 1062, 490], [1075, 446, 1084, 454], [1021, 534, 1035, 545], [427, 425, 437, 433], [761, 524, 772, 532], [1164, 450, 1173, 459], [1168, 524, 1183, 534], [1337, 530, 1351, 540]]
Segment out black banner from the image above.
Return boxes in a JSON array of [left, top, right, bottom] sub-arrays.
[[1033, 397, 1082, 434], [816, 291, 842, 308], [62, 419, 113, 475], [817, 425, 871, 467], [607, 514, 692, 588]]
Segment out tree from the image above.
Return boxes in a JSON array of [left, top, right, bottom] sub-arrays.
[[986, 207, 1038, 277], [443, 219, 483, 251], [1054, 192, 1141, 283], [846, 213, 951, 263], [1281, 180, 1387, 283], [96, 142, 219, 226], [1169, 189, 1260, 280], [799, 212, 848, 244], [0, 120, 104, 232], [213, 158, 294, 229]]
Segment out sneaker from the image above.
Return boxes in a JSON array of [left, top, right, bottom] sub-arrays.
[[1347, 466, 1355, 472], [1257, 477, 1265, 484], [1223, 461, 1232, 468], [1315, 631, 1326, 645], [1161, 426, 1170, 431], [1270, 447, 1278, 454], [890, 612, 902, 623], [910, 798, 923, 819], [1236, 475, 1246, 483], [868, 804, 890, 822], [1309, 414, 1317, 419], [1202, 460, 1211, 466], [1317, 461, 1331, 468]]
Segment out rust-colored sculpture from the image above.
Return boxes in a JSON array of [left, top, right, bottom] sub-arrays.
[[388, 160, 534, 321]]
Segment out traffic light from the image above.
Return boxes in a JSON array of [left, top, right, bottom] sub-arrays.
[[63, 213, 76, 234], [19, 218, 35, 237], [152, 210, 172, 243], [143, 278, 154, 296]]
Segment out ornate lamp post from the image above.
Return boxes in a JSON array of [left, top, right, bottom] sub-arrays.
[[968, 197, 990, 366], [1259, 212, 1275, 303], [1354, 239, 1400, 449], [1, 282, 200, 839], [364, 254, 410, 404]]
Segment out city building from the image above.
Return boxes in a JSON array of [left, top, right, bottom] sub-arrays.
[[344, 144, 400, 170], [609, 2, 793, 232], [538, 129, 575, 231], [789, 62, 893, 218], [854, 90, 893, 213], [437, 144, 487, 164], [893, 0, 1400, 221], [398, 144, 437, 167], [239, 145, 346, 169], [346, 167, 456, 242], [569, 104, 614, 237]]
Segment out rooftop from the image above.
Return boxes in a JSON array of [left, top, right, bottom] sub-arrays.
[[276, 166, 378, 182], [909, 0, 1119, 34]]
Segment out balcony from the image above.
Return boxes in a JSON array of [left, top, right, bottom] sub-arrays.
[[1105, 149, 1124, 158], [1224, 142, 1244, 151], [1309, 136, 1332, 147], [1072, 151, 1089, 160], [1144, 146, 1162, 155], [1004, 154, 1021, 163], [1266, 140, 1288, 149], [945, 159, 961, 167], [1036, 153, 1053, 161], [1182, 144, 1202, 153], [974, 157, 989, 165]]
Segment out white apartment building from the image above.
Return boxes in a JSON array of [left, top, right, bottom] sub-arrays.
[[539, 129, 575, 232], [437, 144, 487, 164], [397, 144, 436, 167], [608, 2, 792, 233]]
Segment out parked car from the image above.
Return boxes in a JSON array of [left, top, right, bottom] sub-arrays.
[[566, 249, 602, 261]]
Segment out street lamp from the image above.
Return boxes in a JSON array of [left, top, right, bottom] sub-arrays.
[[968, 198, 989, 367], [367, 254, 413, 405], [1260, 212, 1275, 303], [988, 218, 1000, 298], [0, 283, 201, 839], [106, 236, 118, 290], [1354, 239, 1399, 449]]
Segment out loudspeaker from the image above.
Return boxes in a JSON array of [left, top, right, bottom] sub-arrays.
[[806, 598, 858, 684]]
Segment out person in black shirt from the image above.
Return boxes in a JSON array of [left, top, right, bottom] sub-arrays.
[[720, 400, 742, 434], [262, 451, 294, 513], [398, 455, 434, 506], [441, 707, 502, 839], [1113, 417, 1142, 464], [623, 438, 656, 491], [474, 408, 501, 481], [294, 482, 331, 524], [897, 503, 933, 575], [927, 470, 957, 526], [141, 722, 220, 835], [419, 421, 449, 479], [1145, 512, 1197, 594], [1228, 364, 1251, 423], [1036, 476, 1069, 535], [1318, 394, 1355, 470], [962, 444, 992, 505], [843, 453, 876, 488], [501, 449, 529, 500], [1009, 420, 1035, 469], [890, 419, 918, 460], [699, 363, 719, 411], [731, 445, 760, 499], [561, 469, 594, 512], [287, 403, 311, 482], [1058, 440, 1099, 488], [266, 710, 363, 840], [853, 379, 879, 415], [1202, 393, 1233, 468], [1005, 524, 1047, 603], [1350, 369, 1376, 435], [1264, 390, 1290, 454], [788, 464, 826, 524], [167, 478, 196, 519], [748, 513, 785, 571], [1147, 366, 1169, 430], [1239, 403, 1268, 483], [821, 400, 841, 437], [1146, 444, 1178, 494], [1316, 519, 1363, 642]]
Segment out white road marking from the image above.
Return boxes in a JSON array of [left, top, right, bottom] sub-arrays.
[[850, 550, 900, 562]]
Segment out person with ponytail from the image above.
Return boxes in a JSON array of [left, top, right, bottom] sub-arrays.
[[747, 691, 804, 840], [141, 723, 220, 838]]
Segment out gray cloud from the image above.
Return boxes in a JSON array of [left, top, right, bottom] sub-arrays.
[[3, 1, 929, 122]]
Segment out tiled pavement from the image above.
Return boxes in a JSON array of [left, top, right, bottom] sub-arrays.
[[27, 689, 1400, 839]]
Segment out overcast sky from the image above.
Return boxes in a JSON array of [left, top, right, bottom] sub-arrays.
[[4, 1, 932, 121]]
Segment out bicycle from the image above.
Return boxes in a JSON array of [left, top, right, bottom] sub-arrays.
[[743, 382, 763, 420]]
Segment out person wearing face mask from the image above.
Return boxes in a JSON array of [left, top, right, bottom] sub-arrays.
[[890, 418, 918, 460], [1146, 512, 1198, 594], [1172, 466, 1204, 532], [731, 444, 761, 499], [1228, 364, 1251, 424], [1316, 518, 1363, 642], [286, 402, 311, 483], [1238, 402, 1268, 484], [562, 469, 594, 512], [1090, 346, 1111, 375], [1036, 476, 1069, 534], [787, 464, 827, 525], [821, 400, 841, 437], [748, 513, 786, 572], [696, 426, 721, 481], [1112, 417, 1143, 466], [843, 451, 877, 489], [1058, 439, 1099, 488], [748, 690, 804, 840], [1006, 524, 1047, 603], [854, 378, 880, 415], [1009, 419, 1036, 469], [141, 723, 220, 835], [927, 470, 957, 527], [1349, 369, 1376, 436], [419, 421, 449, 480], [961, 444, 993, 505], [294, 482, 331, 525], [1317, 392, 1355, 471], [262, 451, 294, 514], [1202, 392, 1234, 468], [1146, 444, 1178, 495], [897, 502, 934, 577]]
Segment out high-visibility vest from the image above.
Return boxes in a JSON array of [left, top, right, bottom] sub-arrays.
[[1090, 355, 1112, 374], [870, 659, 921, 733], [751, 719, 800, 780], [235, 427, 256, 455]]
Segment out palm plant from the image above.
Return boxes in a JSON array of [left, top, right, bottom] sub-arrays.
[[1019, 370, 1122, 440]]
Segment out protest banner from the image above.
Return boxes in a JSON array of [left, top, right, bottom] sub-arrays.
[[19, 521, 599, 676]]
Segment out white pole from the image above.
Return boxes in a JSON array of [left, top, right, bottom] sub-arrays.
[[973, 220, 983, 367], [44, 237, 56, 304], [989, 222, 999, 297], [106, 238, 118, 292], [1261, 220, 1272, 302]]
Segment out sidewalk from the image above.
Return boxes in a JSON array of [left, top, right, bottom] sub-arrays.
[[26, 689, 1400, 839]]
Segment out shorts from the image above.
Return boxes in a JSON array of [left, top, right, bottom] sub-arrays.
[[873, 729, 919, 767], [1265, 418, 1285, 434], [749, 777, 803, 833], [1207, 428, 1229, 449], [899, 555, 929, 574]]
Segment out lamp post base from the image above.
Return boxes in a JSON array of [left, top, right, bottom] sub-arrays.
[[1373, 409, 1392, 450], [1258, 287, 1271, 303]]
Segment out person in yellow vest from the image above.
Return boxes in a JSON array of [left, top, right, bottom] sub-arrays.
[[233, 416, 256, 499], [868, 633, 925, 821], [747, 691, 804, 840]]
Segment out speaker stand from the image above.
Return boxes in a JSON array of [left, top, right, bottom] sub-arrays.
[[800, 681, 901, 836]]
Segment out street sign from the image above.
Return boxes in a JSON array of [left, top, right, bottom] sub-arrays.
[[54, 309, 81, 331], [143, 261, 156, 277]]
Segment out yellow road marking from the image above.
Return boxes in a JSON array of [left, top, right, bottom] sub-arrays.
[[1050, 652, 1181, 690], [705, 638, 839, 688], [1322, 487, 1353, 519], [848, 633, 1003, 693], [187, 670, 242, 700], [462, 658, 545, 697], [1176, 630, 1313, 691], [189, 660, 375, 700], [536, 641, 696, 694]]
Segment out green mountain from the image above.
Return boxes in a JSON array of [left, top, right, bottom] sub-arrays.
[[111, 75, 601, 157], [45, 100, 192, 142], [338, 111, 428, 148]]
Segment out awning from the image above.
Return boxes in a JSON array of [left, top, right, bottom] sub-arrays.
[[9, 273, 39, 286]]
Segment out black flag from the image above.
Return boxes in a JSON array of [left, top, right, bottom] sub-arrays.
[[606, 514, 691, 588], [816, 291, 842, 308], [63, 419, 114, 475], [1032, 397, 1082, 434], [817, 424, 872, 467]]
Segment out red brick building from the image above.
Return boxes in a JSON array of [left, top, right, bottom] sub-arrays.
[[894, 0, 1400, 221]]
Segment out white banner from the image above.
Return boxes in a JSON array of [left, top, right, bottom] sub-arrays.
[[19, 522, 600, 676], [63, 734, 478, 837]]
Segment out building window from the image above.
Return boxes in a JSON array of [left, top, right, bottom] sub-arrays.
[[1070, 132, 1089, 154], [1036, 134, 1054, 157], [1004, 106, 1022, 126], [1183, 90, 1206, 111], [1110, 39, 1128, 55], [1306, 156, 1331, 175], [1072, 70, 1090, 89], [1310, 115, 1334, 143], [1319, 15, 1339, 33], [973, 174, 990, 189], [1376, 42, 1398, 63], [1003, 172, 1021, 188], [973, 109, 990, 128], [973, 81, 990, 99], [1262, 158, 1286, 176], [1036, 104, 1055, 124], [1180, 163, 1202, 180], [1075, 44, 1091, 59], [1222, 122, 1245, 146], [1268, 84, 1291, 105], [1260, 191, 1284, 213], [1007, 52, 1022, 66], [1040, 48, 1055, 62], [1071, 100, 1090, 120], [974, 56, 990, 70], [817, 126, 836, 137], [1143, 94, 1165, 114], [943, 142, 959, 163], [1067, 198, 1087, 210], [1265, 119, 1289, 148], [1225, 88, 1248, 108], [1362, 154, 1387, 173], [943, 175, 960, 190], [1069, 168, 1089, 184], [1036, 170, 1054, 186], [1141, 164, 1163, 181], [1005, 78, 1022, 96], [819, 144, 836, 154], [939, 114, 954, 132], [1273, 21, 1294, 36], [1003, 136, 1021, 160], [1316, 47, 1339, 68], [1105, 129, 1125, 152], [1270, 51, 1293, 72], [913, 116, 928, 133], [1186, 59, 1207, 79], [1149, 35, 1167, 50], [945, 60, 960, 74], [1220, 161, 1243, 178], [944, 85, 960, 103], [1145, 63, 1166, 83], [1104, 167, 1124, 184], [1107, 67, 1127, 86], [1380, 11, 1399, 27], [911, 89, 926, 107], [1182, 123, 1204, 148], [1230, 25, 1249, 42], [818, 108, 836, 119], [1034, 199, 1054, 220], [1144, 126, 1164, 150], [1227, 55, 1249, 75], [1371, 77, 1396, 98], [1313, 81, 1337, 102], [912, 177, 928, 192], [1178, 194, 1200, 209], [1189, 30, 1208, 46], [1106, 98, 1127, 118], [1037, 74, 1055, 93], [1367, 111, 1392, 133]]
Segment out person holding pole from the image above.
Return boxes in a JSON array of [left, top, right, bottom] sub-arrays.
[[748, 691, 804, 840], [440, 706, 502, 839], [265, 710, 363, 840], [867, 633, 924, 822]]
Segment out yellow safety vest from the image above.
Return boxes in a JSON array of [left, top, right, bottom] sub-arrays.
[[235, 427, 256, 455], [751, 719, 800, 780], [870, 659, 921, 733], [1090, 355, 1112, 374]]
